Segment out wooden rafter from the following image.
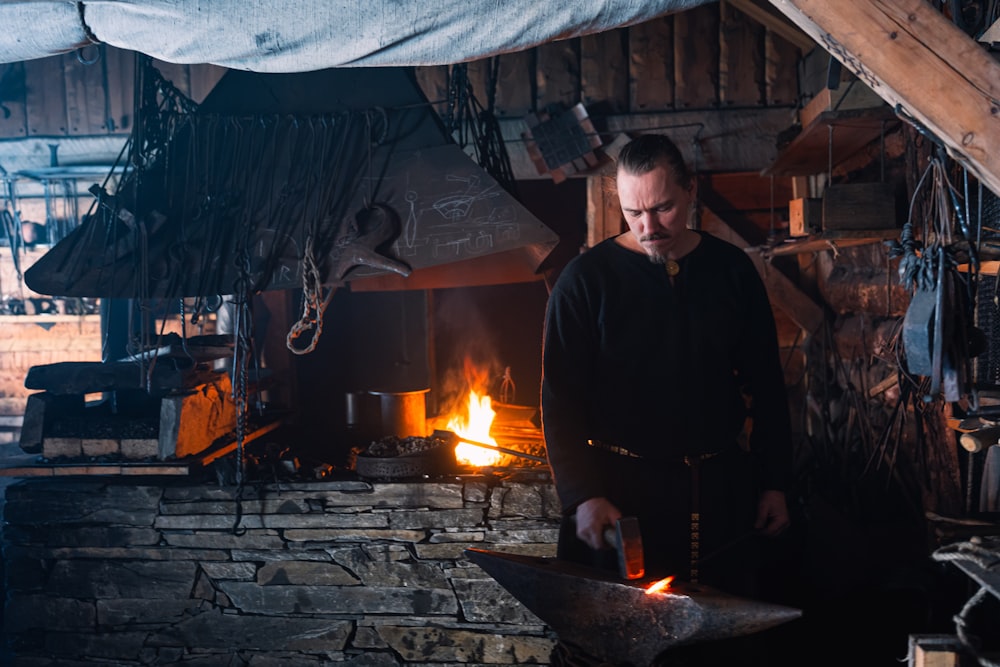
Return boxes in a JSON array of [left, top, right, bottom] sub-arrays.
[[768, 0, 1000, 196], [728, 0, 816, 52]]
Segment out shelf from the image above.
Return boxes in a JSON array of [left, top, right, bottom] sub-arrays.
[[768, 228, 900, 256], [762, 107, 899, 177]]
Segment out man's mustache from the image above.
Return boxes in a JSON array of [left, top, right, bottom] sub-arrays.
[[640, 233, 670, 243]]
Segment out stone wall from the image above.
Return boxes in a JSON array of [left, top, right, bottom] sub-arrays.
[[1, 473, 563, 666]]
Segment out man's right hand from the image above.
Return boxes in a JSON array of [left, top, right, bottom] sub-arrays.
[[574, 497, 622, 550]]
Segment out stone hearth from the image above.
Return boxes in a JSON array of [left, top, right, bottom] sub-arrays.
[[1, 473, 561, 665]]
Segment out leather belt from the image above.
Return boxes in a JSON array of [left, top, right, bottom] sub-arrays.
[[587, 439, 641, 458]]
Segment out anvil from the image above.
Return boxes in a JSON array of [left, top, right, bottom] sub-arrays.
[[464, 548, 802, 665]]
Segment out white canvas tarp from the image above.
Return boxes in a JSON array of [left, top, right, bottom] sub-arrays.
[[0, 0, 713, 70]]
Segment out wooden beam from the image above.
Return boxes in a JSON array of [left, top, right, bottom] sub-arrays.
[[585, 174, 623, 248], [768, 0, 1000, 197], [728, 0, 816, 52]]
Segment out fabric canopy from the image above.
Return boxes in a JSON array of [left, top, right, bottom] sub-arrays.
[[1, 0, 712, 70]]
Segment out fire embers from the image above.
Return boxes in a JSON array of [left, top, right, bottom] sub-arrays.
[[352, 434, 457, 480]]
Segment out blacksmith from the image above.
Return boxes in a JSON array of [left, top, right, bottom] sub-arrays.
[[540, 133, 793, 612]]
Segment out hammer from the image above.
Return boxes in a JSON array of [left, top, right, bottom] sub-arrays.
[[602, 516, 645, 580]]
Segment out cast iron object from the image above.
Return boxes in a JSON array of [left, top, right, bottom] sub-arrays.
[[464, 548, 802, 665]]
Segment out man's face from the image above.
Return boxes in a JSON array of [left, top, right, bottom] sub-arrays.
[[617, 161, 695, 263]]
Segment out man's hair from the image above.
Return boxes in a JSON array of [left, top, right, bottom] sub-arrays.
[[617, 134, 692, 190]]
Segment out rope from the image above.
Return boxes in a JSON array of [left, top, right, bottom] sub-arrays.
[[285, 236, 335, 355]]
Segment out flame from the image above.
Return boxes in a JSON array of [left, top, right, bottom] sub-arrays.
[[447, 390, 502, 466], [644, 576, 675, 595]]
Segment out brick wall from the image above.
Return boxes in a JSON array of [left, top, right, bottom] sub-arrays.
[[0, 316, 103, 409]]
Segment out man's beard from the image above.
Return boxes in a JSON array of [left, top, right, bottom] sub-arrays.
[[640, 234, 668, 265]]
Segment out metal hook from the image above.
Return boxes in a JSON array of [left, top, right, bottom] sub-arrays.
[[76, 44, 101, 66]]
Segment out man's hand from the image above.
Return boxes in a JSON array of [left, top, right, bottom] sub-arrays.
[[574, 497, 622, 550], [754, 489, 790, 536]]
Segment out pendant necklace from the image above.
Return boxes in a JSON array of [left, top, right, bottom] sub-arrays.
[[665, 260, 680, 277]]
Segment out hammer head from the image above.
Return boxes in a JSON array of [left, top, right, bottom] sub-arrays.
[[604, 516, 644, 580]]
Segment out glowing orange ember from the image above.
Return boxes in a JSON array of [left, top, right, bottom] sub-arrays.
[[447, 390, 502, 466], [644, 576, 675, 595]]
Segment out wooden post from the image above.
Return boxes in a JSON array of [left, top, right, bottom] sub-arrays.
[[586, 174, 622, 248]]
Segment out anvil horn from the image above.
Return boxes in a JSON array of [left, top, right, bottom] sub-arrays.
[[464, 548, 802, 665]]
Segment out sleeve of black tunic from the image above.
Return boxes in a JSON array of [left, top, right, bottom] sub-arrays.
[[540, 234, 793, 515]]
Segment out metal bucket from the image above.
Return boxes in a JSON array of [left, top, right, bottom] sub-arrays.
[[369, 389, 429, 438], [344, 390, 381, 443]]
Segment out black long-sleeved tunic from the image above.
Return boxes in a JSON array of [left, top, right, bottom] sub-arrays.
[[541, 231, 793, 516]]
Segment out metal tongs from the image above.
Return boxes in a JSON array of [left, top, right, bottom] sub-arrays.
[[433, 429, 547, 463]]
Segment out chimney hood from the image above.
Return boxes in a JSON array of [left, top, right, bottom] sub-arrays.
[[24, 66, 559, 298]]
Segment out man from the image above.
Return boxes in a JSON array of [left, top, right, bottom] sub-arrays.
[[541, 133, 792, 599]]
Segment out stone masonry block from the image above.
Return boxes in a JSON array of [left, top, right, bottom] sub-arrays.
[[43, 437, 82, 458]]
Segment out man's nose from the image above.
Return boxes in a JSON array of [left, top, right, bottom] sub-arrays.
[[637, 211, 658, 232]]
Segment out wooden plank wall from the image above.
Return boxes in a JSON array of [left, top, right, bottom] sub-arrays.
[[415, 3, 801, 119], [0, 3, 801, 141], [0, 47, 226, 140]]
